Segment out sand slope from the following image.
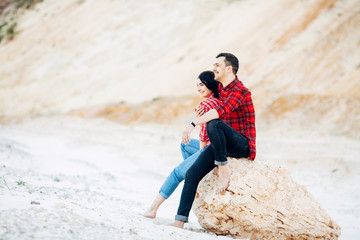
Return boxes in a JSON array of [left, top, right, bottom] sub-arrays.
[[0, 0, 359, 138]]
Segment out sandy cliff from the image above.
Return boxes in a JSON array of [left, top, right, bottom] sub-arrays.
[[0, 0, 359, 137]]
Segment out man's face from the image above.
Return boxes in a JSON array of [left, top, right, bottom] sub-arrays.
[[213, 57, 227, 81]]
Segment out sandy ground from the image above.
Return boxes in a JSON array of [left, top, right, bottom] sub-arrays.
[[1, 116, 359, 239]]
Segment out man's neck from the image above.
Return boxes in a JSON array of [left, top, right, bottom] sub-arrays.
[[220, 74, 236, 88]]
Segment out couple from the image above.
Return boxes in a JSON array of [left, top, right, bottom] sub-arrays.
[[144, 53, 256, 228]]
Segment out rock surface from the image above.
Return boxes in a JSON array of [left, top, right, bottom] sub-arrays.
[[193, 158, 341, 240]]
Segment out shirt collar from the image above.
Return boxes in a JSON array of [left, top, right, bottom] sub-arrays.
[[219, 77, 240, 91]]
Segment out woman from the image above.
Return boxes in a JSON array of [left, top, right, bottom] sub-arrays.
[[144, 71, 219, 218]]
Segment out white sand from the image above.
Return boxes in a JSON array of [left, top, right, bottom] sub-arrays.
[[1, 116, 359, 239]]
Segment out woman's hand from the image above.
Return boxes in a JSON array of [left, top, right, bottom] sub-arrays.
[[195, 106, 205, 117], [182, 124, 194, 144]]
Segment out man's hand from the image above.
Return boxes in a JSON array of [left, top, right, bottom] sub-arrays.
[[182, 124, 194, 145], [195, 106, 205, 117]]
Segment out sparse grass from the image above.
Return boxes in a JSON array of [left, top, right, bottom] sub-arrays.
[[14, 0, 43, 9], [0, 21, 7, 42], [6, 21, 16, 39], [0, 19, 17, 43], [0, 0, 42, 43]]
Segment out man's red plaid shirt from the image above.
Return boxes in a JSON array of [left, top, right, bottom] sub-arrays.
[[198, 94, 219, 144], [214, 78, 256, 160]]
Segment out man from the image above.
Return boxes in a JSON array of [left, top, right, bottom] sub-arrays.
[[171, 53, 256, 228]]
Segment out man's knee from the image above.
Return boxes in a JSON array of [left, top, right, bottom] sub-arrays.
[[207, 119, 222, 135], [185, 166, 201, 183]]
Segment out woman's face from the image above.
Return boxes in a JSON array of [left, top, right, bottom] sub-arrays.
[[196, 78, 212, 98]]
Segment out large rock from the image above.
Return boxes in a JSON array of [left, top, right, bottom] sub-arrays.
[[193, 158, 341, 240]]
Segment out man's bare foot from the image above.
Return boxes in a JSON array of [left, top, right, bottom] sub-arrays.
[[143, 209, 156, 218], [216, 165, 232, 194], [169, 220, 185, 228]]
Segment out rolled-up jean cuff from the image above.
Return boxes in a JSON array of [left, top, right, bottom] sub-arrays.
[[215, 160, 228, 165], [175, 215, 188, 223], [159, 190, 169, 199]]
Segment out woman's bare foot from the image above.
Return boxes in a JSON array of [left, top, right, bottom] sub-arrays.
[[216, 165, 232, 194], [143, 194, 166, 218], [169, 220, 185, 228]]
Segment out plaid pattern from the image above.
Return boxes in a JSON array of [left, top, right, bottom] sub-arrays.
[[215, 78, 256, 160], [198, 95, 219, 144]]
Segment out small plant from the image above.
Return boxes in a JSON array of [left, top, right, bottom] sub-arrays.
[[0, 21, 8, 42], [3, 176, 10, 190], [16, 179, 26, 186], [0, 21, 7, 31], [6, 22, 17, 40]]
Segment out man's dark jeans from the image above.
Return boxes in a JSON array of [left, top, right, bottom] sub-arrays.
[[175, 119, 250, 222]]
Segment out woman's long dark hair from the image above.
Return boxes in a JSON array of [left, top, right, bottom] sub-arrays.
[[198, 71, 219, 98]]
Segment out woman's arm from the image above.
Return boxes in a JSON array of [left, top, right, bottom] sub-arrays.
[[182, 109, 219, 144]]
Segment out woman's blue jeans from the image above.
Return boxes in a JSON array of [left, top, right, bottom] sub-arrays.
[[159, 139, 201, 199]]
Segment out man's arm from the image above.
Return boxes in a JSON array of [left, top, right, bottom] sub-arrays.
[[194, 109, 219, 125], [215, 90, 246, 119]]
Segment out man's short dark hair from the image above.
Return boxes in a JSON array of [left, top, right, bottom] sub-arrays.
[[216, 53, 239, 75]]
